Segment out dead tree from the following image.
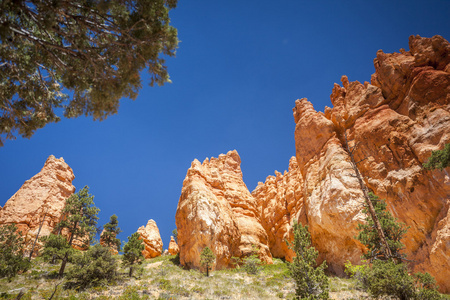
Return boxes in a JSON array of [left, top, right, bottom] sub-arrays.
[[343, 131, 394, 261], [29, 206, 49, 261]]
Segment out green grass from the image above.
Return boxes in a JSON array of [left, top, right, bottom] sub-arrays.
[[1, 254, 448, 299]]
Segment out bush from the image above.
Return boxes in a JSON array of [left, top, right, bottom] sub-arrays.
[[65, 244, 117, 290], [345, 261, 444, 300], [243, 253, 262, 275], [287, 221, 329, 299], [40, 233, 73, 264], [0, 224, 30, 280]]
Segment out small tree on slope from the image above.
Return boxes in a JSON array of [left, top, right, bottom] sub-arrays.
[[353, 193, 442, 300], [357, 192, 408, 262], [55, 186, 99, 277], [0, 224, 30, 280], [287, 221, 329, 300], [122, 232, 145, 277], [101, 214, 122, 253], [200, 246, 215, 277]]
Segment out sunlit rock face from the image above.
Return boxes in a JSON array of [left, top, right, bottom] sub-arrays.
[[0, 155, 76, 255], [168, 236, 179, 255], [175, 150, 272, 270], [137, 219, 163, 258], [288, 35, 449, 291], [252, 157, 306, 261], [175, 35, 449, 292]]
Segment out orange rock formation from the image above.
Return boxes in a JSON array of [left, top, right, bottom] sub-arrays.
[[175, 150, 272, 270], [168, 236, 179, 255], [137, 219, 163, 258], [0, 155, 76, 255], [176, 35, 450, 292]]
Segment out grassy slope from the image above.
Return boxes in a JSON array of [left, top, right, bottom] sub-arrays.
[[0, 255, 410, 299]]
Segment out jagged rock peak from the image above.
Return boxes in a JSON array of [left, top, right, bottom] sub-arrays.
[[0, 155, 75, 255], [137, 219, 163, 259], [168, 236, 179, 255], [175, 150, 272, 270]]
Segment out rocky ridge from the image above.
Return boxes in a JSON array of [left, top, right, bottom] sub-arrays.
[[0, 155, 76, 255], [175, 35, 450, 292], [175, 150, 272, 270]]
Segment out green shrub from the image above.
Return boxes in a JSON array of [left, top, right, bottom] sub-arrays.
[[345, 260, 444, 300], [65, 244, 117, 290], [40, 233, 73, 264], [0, 224, 30, 280], [286, 221, 329, 299], [242, 246, 262, 275]]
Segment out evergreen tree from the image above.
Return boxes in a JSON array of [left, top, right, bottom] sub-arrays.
[[101, 214, 122, 253], [172, 228, 178, 243], [0, 0, 178, 146], [357, 193, 408, 262], [55, 185, 100, 277], [423, 143, 450, 170], [287, 221, 329, 300], [200, 246, 215, 277], [40, 233, 73, 264], [122, 232, 145, 277], [0, 224, 30, 280], [354, 193, 443, 300], [65, 244, 117, 290]]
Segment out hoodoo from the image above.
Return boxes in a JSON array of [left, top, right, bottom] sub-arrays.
[[175, 35, 450, 292], [0, 155, 75, 255], [137, 219, 163, 259]]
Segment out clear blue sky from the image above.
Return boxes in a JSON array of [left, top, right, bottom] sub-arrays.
[[1, 0, 449, 249]]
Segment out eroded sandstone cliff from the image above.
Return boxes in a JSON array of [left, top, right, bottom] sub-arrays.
[[175, 35, 450, 292], [0, 155, 76, 255], [175, 150, 272, 270]]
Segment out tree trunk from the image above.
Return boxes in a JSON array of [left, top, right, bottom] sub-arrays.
[[129, 266, 133, 277], [29, 207, 48, 261], [58, 222, 77, 277], [343, 132, 394, 261], [206, 265, 209, 277], [58, 251, 69, 277]]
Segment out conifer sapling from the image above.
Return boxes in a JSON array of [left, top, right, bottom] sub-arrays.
[[200, 246, 216, 277], [122, 232, 145, 277]]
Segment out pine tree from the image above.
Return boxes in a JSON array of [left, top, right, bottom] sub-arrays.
[[0, 224, 30, 280], [287, 221, 329, 300], [101, 214, 122, 253], [200, 246, 216, 277], [0, 0, 178, 146], [65, 244, 117, 290], [55, 186, 100, 277], [122, 232, 145, 277], [357, 193, 408, 262], [355, 193, 443, 300], [40, 233, 72, 264]]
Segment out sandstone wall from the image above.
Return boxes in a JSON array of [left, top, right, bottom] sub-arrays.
[[257, 35, 450, 291], [175, 35, 449, 292], [175, 150, 272, 270], [0, 155, 75, 255]]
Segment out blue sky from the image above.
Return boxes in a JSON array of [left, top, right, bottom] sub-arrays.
[[1, 0, 449, 249]]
